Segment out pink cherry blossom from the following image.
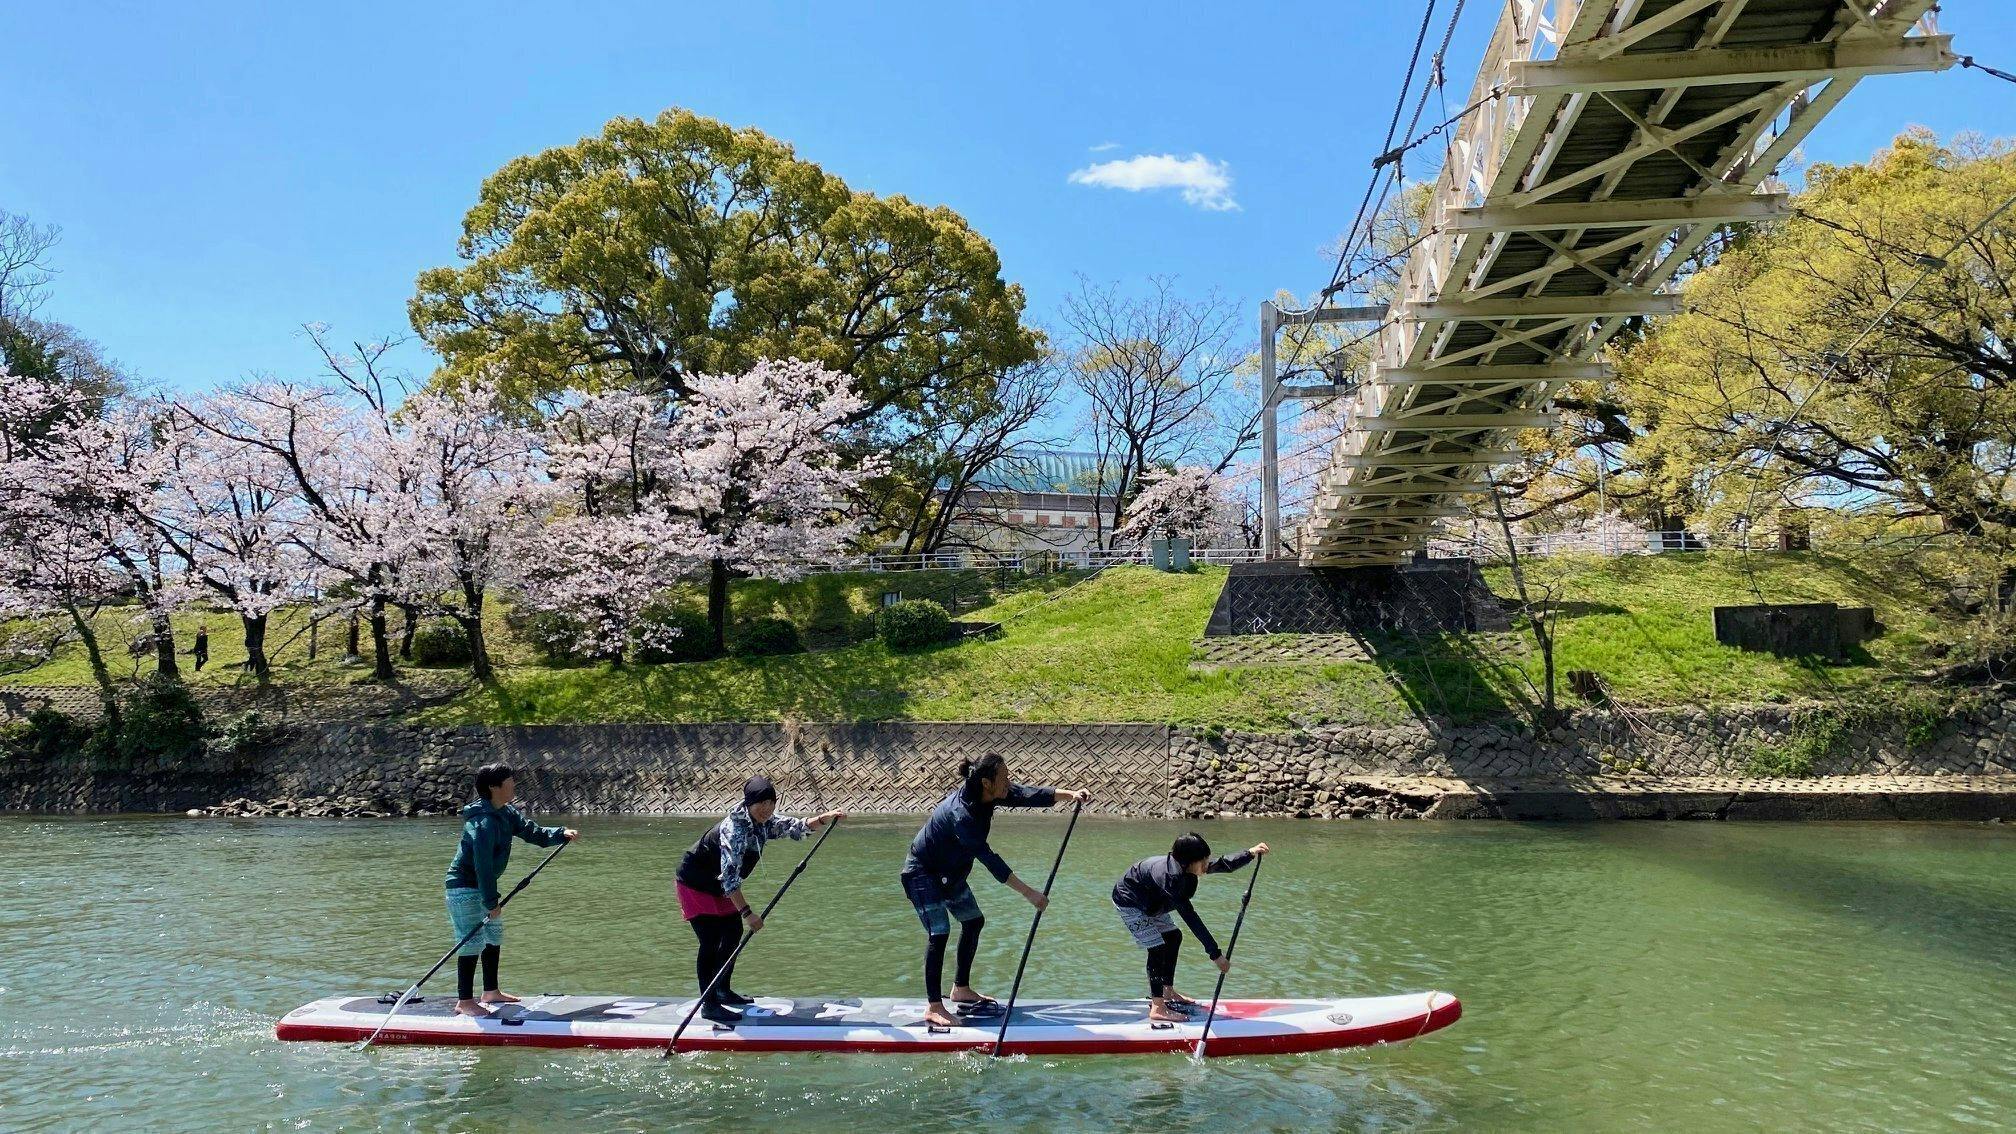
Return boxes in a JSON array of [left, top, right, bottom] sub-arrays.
[[1114, 465, 1234, 545]]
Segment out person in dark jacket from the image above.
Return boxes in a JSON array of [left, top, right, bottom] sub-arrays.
[[900, 752, 1088, 1029], [675, 775, 844, 1024], [1111, 833, 1267, 1022], [443, 763, 579, 1017]]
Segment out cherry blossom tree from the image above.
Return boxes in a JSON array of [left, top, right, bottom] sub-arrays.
[[512, 392, 701, 663], [3, 343, 884, 694], [0, 502, 128, 721], [65, 403, 190, 679], [513, 358, 874, 659], [1113, 465, 1233, 546], [670, 359, 877, 650], [0, 369, 138, 720], [174, 371, 409, 681], [152, 399, 306, 682], [509, 511, 702, 662], [378, 377, 544, 681]]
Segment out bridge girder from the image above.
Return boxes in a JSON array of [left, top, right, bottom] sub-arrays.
[[1271, 0, 1946, 567]]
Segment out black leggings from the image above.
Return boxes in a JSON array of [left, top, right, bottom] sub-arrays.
[[456, 944, 500, 1000], [690, 914, 744, 1000], [923, 915, 986, 1004], [1145, 930, 1182, 998]]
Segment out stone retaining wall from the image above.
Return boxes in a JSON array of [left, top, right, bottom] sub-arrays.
[[0, 721, 1173, 817], [3, 692, 2011, 820], [1170, 699, 2015, 817]]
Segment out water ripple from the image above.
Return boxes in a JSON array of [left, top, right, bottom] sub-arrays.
[[1, 816, 2011, 1131]]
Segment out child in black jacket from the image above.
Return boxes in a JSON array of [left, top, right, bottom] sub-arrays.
[[1111, 833, 1267, 1022]]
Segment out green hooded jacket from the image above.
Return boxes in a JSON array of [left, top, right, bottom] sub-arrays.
[[444, 798, 567, 908]]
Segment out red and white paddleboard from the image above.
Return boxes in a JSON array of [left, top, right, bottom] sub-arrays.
[[276, 991, 1460, 1057]]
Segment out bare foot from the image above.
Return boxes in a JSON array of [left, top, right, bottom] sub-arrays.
[[948, 986, 994, 1006], [1166, 990, 1200, 1007], [922, 1003, 961, 1028], [480, 991, 522, 1005], [453, 999, 492, 1017], [1148, 1002, 1188, 1023]]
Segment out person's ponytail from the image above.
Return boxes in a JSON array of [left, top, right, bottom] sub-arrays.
[[958, 752, 1007, 800]]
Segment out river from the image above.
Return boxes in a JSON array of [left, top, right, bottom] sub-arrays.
[[2, 813, 2010, 1131]]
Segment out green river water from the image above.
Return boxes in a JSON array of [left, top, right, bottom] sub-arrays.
[[2, 813, 2011, 1132]]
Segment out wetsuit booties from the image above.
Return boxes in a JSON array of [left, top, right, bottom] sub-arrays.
[[700, 997, 741, 1025]]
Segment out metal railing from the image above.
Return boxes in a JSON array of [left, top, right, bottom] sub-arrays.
[[1056, 546, 1267, 569], [1426, 529, 1714, 560], [799, 530, 1888, 574], [795, 545, 1268, 574]]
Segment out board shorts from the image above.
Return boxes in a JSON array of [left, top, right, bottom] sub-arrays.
[[445, 887, 503, 956], [1114, 900, 1177, 948], [676, 881, 742, 921], [901, 871, 983, 936]]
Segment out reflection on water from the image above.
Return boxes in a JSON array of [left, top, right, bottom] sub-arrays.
[[2, 814, 2011, 1131]]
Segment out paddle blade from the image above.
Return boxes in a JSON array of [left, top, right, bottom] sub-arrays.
[[355, 988, 415, 1050]]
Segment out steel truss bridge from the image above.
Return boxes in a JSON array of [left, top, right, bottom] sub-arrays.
[[1261, 0, 1953, 567]]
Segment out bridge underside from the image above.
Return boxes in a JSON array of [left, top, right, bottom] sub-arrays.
[[1296, 0, 1948, 567]]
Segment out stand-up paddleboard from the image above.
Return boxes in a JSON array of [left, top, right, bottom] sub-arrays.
[[277, 991, 1460, 1057]]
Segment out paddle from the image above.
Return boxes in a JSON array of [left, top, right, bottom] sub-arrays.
[[356, 838, 570, 1050], [664, 816, 843, 1057], [990, 795, 1084, 1059], [1190, 849, 1263, 1062]]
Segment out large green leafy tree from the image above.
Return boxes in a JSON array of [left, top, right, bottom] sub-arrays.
[[409, 109, 1039, 430], [1614, 131, 2016, 545]]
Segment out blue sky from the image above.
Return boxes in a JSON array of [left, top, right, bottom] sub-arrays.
[[6, 1, 2015, 394]]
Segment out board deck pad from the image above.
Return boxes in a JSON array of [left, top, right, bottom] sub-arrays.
[[277, 991, 1460, 1057]]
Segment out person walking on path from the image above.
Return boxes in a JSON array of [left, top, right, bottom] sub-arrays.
[[191, 625, 209, 671], [900, 753, 1088, 1029], [675, 775, 844, 1024], [443, 762, 578, 1017]]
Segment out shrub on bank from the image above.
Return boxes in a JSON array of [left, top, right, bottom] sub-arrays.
[[877, 599, 953, 651], [209, 709, 291, 765], [732, 617, 803, 657], [115, 674, 206, 768], [0, 707, 89, 763], [412, 623, 474, 667], [633, 604, 721, 664], [506, 606, 591, 664]]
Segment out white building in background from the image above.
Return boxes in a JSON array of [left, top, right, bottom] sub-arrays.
[[945, 450, 1115, 559]]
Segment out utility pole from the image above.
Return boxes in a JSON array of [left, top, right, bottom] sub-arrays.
[[1259, 301, 1280, 558], [1256, 301, 1387, 561]]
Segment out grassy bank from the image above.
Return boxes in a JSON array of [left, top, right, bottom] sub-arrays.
[[4, 552, 1985, 729], [431, 566, 1409, 729], [0, 569, 1036, 690], [1477, 550, 1957, 707]]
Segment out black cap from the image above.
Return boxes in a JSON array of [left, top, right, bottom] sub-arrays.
[[743, 775, 778, 808]]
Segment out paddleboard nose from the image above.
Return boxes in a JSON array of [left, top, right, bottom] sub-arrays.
[[1421, 991, 1463, 1034]]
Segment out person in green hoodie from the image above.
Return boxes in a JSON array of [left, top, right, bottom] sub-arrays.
[[444, 763, 579, 1017]]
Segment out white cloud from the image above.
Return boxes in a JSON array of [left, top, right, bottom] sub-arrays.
[[1088, 141, 1120, 153], [1068, 152, 1238, 212]]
